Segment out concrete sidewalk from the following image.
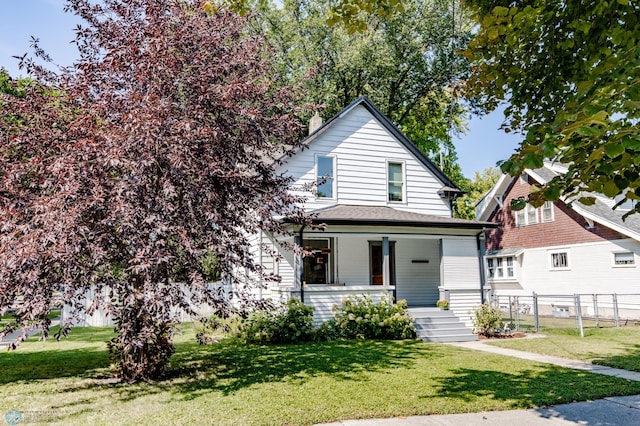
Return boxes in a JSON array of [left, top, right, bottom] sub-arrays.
[[317, 337, 640, 425], [317, 395, 640, 425]]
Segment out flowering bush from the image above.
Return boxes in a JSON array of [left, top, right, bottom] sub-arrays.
[[323, 295, 415, 340], [239, 299, 315, 344], [471, 302, 504, 337]]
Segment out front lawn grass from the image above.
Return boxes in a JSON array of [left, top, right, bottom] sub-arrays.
[[487, 324, 640, 372], [2, 326, 640, 425]]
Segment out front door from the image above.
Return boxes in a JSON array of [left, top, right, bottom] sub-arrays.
[[369, 242, 395, 286]]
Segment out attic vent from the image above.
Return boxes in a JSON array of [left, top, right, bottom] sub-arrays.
[[309, 112, 323, 135]]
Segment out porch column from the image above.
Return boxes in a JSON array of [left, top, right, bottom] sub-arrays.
[[294, 232, 304, 302], [382, 236, 390, 286]]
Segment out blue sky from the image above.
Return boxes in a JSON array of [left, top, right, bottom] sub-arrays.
[[0, 1, 521, 179]]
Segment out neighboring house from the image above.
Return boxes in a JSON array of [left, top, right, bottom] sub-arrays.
[[244, 97, 496, 325], [476, 161, 640, 316]]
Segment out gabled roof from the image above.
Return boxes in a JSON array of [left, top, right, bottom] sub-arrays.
[[476, 162, 640, 242], [304, 204, 497, 230], [288, 96, 462, 193]]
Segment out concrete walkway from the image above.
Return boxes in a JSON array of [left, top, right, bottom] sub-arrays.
[[318, 337, 640, 425], [450, 338, 640, 382]]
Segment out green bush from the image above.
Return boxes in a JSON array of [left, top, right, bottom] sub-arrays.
[[471, 302, 504, 337], [195, 314, 242, 345], [323, 295, 415, 340], [240, 298, 315, 344]]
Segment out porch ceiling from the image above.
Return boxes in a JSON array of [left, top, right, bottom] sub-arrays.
[[295, 205, 497, 230]]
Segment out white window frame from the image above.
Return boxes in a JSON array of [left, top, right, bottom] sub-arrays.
[[613, 251, 636, 268], [515, 204, 539, 227], [302, 238, 334, 285], [549, 249, 570, 270], [387, 160, 406, 204], [541, 201, 554, 223], [486, 256, 515, 280], [515, 203, 556, 227], [315, 154, 336, 200]]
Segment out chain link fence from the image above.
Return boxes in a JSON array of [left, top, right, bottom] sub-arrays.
[[490, 293, 640, 337]]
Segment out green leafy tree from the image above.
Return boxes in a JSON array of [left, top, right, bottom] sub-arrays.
[[454, 167, 501, 219], [256, 0, 473, 179], [465, 0, 640, 215]]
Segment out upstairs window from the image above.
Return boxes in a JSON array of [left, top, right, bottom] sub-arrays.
[[388, 162, 404, 202], [316, 155, 335, 199], [526, 204, 538, 225], [542, 201, 554, 222], [515, 202, 554, 227]]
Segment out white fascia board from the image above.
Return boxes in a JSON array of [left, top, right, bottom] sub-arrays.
[[524, 168, 548, 185], [476, 174, 513, 221]]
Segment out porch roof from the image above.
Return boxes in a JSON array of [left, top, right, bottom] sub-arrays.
[[302, 205, 498, 230]]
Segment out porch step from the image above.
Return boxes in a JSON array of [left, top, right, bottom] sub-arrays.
[[408, 308, 477, 343]]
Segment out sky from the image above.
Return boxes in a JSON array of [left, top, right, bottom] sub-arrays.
[[0, 1, 522, 180]]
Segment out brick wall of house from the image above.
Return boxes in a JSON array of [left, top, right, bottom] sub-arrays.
[[485, 175, 626, 251]]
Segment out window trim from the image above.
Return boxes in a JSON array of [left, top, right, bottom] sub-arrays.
[[315, 154, 336, 200], [486, 256, 516, 280], [541, 201, 554, 223], [386, 160, 406, 204], [302, 238, 334, 285], [549, 249, 570, 271], [613, 251, 636, 268], [514, 203, 556, 227]]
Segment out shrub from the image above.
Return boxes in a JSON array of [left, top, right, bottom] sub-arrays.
[[195, 314, 242, 345], [240, 298, 314, 344], [471, 302, 504, 337], [324, 295, 415, 340]]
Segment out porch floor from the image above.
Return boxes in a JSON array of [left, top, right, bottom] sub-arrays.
[[408, 308, 477, 343]]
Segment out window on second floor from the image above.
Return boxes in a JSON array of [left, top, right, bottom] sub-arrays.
[[515, 202, 554, 227], [316, 155, 335, 199], [541, 201, 554, 222], [388, 162, 404, 202], [487, 256, 515, 279]]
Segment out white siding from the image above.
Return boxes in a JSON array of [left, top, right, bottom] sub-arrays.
[[441, 238, 482, 290], [502, 239, 640, 296], [395, 239, 440, 306], [303, 287, 393, 324], [333, 237, 370, 285], [448, 289, 483, 328], [279, 105, 450, 215]]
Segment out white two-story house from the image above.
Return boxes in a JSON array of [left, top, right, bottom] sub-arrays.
[[245, 97, 496, 325]]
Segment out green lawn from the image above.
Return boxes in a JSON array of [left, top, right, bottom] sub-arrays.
[[2, 326, 640, 425], [487, 324, 640, 372]]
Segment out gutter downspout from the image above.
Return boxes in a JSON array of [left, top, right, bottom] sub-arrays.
[[297, 225, 306, 304], [476, 228, 487, 304]]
